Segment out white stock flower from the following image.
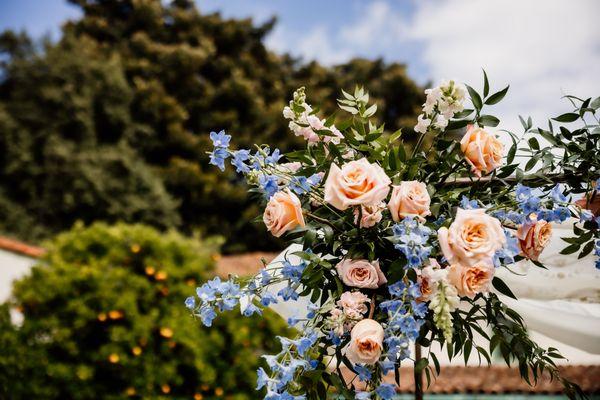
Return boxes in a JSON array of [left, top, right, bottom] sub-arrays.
[[433, 115, 448, 129], [428, 270, 460, 342], [414, 114, 431, 134]]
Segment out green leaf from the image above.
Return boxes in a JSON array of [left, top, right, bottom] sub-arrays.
[[478, 114, 500, 127], [338, 105, 358, 115], [387, 148, 397, 170], [537, 129, 558, 146], [528, 137, 540, 151], [492, 277, 517, 299], [463, 340, 472, 365], [482, 69, 490, 97], [466, 85, 482, 110], [578, 241, 595, 259], [415, 358, 428, 373], [590, 96, 600, 110], [430, 352, 441, 375], [485, 85, 509, 105], [364, 103, 377, 117], [560, 243, 581, 255], [552, 113, 579, 123]]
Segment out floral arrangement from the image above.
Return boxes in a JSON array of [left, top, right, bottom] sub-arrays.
[[187, 73, 599, 399]]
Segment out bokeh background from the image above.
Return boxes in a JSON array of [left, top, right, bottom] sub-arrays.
[[0, 0, 599, 399]]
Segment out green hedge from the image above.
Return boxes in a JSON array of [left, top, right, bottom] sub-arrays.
[[0, 222, 289, 399]]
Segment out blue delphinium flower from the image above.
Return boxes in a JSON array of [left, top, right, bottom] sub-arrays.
[[231, 149, 251, 173], [552, 206, 571, 222], [494, 229, 521, 267], [260, 292, 278, 306], [199, 305, 217, 327], [209, 147, 229, 171], [278, 285, 299, 301], [287, 316, 300, 326], [184, 296, 196, 309], [550, 184, 567, 203], [265, 148, 282, 165], [411, 300, 429, 318], [256, 367, 270, 390], [289, 174, 322, 195], [281, 260, 306, 283], [243, 302, 262, 317], [596, 179, 600, 190], [259, 174, 280, 199], [260, 269, 272, 285], [581, 209, 594, 222], [326, 330, 342, 345], [375, 383, 396, 400], [460, 196, 479, 209], [353, 364, 372, 382], [515, 184, 541, 215], [355, 391, 371, 400], [392, 217, 432, 268], [306, 302, 319, 319], [210, 130, 231, 148], [293, 331, 318, 356]]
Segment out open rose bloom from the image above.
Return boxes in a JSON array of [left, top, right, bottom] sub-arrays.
[[517, 217, 552, 261], [324, 158, 391, 210], [192, 81, 596, 399], [461, 125, 504, 177]]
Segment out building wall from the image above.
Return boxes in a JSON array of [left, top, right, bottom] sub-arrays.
[[0, 249, 37, 302]]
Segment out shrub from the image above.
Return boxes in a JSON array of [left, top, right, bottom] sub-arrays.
[[0, 222, 289, 399]]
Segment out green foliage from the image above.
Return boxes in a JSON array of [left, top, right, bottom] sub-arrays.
[[0, 0, 423, 252], [0, 222, 290, 399]]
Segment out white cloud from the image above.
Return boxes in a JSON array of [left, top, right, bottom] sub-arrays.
[[266, 1, 408, 65], [408, 0, 600, 134], [264, 0, 599, 138], [339, 1, 407, 50]]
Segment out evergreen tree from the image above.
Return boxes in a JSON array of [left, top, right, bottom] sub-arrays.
[[0, 0, 424, 251]]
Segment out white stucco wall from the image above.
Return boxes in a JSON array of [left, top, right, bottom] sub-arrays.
[[0, 249, 37, 302]]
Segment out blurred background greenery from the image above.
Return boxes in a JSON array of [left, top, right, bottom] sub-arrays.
[[0, 0, 424, 253], [0, 0, 424, 398]]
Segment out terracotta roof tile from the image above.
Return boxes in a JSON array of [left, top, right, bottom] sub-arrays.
[[215, 252, 277, 277], [0, 236, 45, 258]]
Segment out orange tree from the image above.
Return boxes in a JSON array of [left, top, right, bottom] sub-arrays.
[[0, 222, 290, 399]]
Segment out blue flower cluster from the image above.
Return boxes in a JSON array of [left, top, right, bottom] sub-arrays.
[[257, 333, 318, 399], [185, 277, 242, 327], [494, 184, 571, 225], [379, 281, 426, 368], [289, 174, 322, 195], [493, 229, 521, 267], [392, 217, 433, 268], [208, 130, 231, 171], [460, 195, 479, 209]]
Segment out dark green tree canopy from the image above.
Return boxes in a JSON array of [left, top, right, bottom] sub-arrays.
[[0, 0, 424, 251]]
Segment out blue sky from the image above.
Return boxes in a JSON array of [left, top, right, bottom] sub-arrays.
[[1, 0, 599, 137]]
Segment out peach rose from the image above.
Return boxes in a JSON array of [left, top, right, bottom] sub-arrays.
[[335, 259, 387, 289], [353, 203, 385, 228], [324, 159, 391, 210], [447, 260, 495, 298], [417, 259, 442, 302], [388, 181, 431, 221], [517, 218, 552, 261], [346, 319, 384, 365], [438, 208, 505, 267], [337, 291, 370, 319], [262, 189, 305, 237], [460, 125, 504, 177]]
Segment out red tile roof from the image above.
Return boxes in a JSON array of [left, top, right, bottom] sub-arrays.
[[0, 236, 46, 258]]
